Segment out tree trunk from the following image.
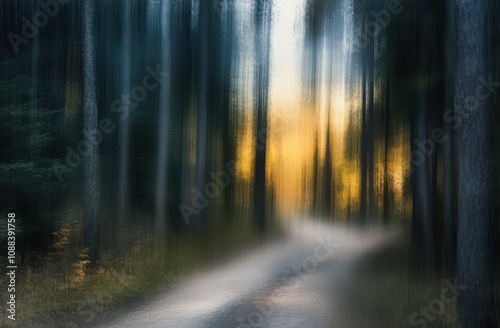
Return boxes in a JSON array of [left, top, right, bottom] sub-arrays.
[[117, 0, 132, 236], [411, 94, 434, 269], [253, 0, 272, 231], [383, 74, 390, 224], [455, 0, 496, 326], [82, 0, 100, 261], [194, 0, 209, 229], [360, 3, 367, 223], [155, 0, 171, 238], [367, 10, 375, 221], [442, 0, 456, 278], [322, 116, 332, 217], [30, 2, 39, 161], [411, 1, 435, 271], [313, 132, 319, 214]]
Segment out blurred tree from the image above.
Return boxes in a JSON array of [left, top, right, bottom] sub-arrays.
[[81, 0, 101, 261], [194, 0, 210, 229], [155, 0, 172, 238], [253, 0, 272, 231], [116, 0, 133, 238], [455, 0, 497, 326]]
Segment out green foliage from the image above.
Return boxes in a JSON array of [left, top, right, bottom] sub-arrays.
[[0, 51, 67, 256]]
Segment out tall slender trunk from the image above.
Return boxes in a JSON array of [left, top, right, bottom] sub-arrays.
[[155, 0, 171, 238], [322, 115, 332, 217], [411, 2, 435, 271], [253, 0, 272, 231], [442, 0, 457, 279], [313, 132, 319, 214], [194, 0, 209, 229], [383, 75, 390, 224], [30, 2, 39, 161], [221, 3, 235, 215], [322, 42, 334, 218], [360, 2, 367, 222], [411, 83, 435, 271], [367, 14, 375, 221], [117, 0, 132, 234], [455, 0, 496, 326], [82, 0, 100, 261]]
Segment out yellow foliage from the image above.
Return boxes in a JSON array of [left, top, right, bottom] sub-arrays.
[[69, 248, 90, 285], [52, 227, 73, 250]]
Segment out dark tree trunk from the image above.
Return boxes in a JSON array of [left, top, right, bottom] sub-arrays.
[[29, 2, 39, 161], [455, 0, 497, 326], [313, 132, 319, 214], [360, 4, 367, 223], [443, 0, 457, 278], [116, 0, 132, 236], [411, 93, 434, 269], [194, 0, 210, 229], [411, 1, 435, 271], [82, 0, 100, 262], [383, 75, 390, 224], [322, 117, 332, 217], [155, 0, 172, 238], [221, 34, 235, 216], [253, 0, 272, 231], [367, 11, 375, 221]]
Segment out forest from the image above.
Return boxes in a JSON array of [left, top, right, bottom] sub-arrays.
[[0, 0, 499, 327]]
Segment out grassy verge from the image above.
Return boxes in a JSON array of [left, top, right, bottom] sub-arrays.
[[342, 238, 461, 328], [0, 209, 281, 327]]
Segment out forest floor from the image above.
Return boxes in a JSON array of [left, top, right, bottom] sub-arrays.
[[90, 219, 399, 328], [0, 210, 273, 328], [342, 239, 459, 328], [8, 218, 495, 327], [343, 241, 500, 328]]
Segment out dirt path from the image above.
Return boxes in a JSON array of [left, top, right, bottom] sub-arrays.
[[97, 220, 398, 328]]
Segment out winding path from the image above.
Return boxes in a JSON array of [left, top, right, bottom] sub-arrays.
[[97, 219, 397, 328]]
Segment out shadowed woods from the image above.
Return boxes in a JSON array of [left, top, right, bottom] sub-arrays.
[[0, 0, 499, 327]]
